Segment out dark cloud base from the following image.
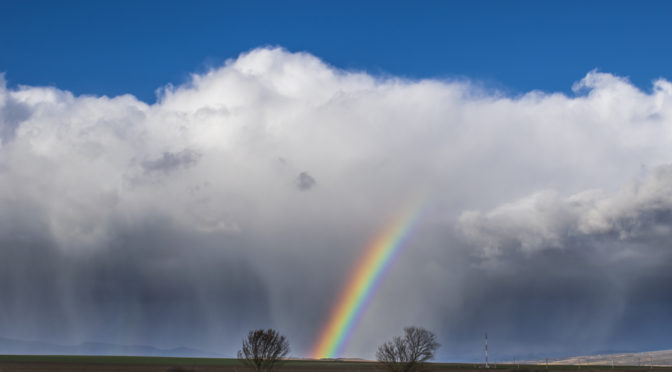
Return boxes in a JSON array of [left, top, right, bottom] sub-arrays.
[[0, 224, 271, 353]]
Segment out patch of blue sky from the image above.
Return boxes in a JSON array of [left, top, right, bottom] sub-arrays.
[[1, 0, 671, 103]]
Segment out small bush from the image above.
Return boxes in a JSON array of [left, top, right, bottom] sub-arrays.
[[165, 367, 197, 372]]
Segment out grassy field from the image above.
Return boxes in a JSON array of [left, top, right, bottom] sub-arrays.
[[2, 355, 672, 372]]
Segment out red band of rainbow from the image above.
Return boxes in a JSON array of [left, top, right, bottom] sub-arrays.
[[312, 198, 425, 358]]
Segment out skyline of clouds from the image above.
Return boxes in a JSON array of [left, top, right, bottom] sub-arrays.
[[1, 47, 672, 360]]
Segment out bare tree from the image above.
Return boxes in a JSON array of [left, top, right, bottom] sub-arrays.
[[376, 326, 440, 372], [237, 328, 290, 372]]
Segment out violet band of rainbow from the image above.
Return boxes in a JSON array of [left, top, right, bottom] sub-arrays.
[[312, 197, 426, 358]]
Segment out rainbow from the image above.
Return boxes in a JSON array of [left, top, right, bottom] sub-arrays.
[[312, 198, 425, 358]]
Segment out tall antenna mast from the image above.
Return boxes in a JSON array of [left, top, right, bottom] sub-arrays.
[[485, 332, 489, 368]]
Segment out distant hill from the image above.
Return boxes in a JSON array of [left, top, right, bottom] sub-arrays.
[[528, 350, 672, 366], [0, 337, 219, 357]]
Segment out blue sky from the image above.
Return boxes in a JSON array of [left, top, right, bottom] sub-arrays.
[[2, 0, 672, 102]]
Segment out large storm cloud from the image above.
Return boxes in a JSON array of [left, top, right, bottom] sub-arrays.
[[1, 47, 672, 360]]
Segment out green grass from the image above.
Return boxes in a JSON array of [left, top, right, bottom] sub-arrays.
[[0, 354, 240, 366], [0, 355, 372, 367], [1, 355, 671, 370]]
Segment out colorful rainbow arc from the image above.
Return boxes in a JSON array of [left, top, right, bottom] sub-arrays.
[[312, 198, 425, 358]]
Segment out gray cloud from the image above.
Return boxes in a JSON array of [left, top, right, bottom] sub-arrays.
[[450, 165, 672, 360], [142, 150, 201, 174], [458, 165, 672, 259], [0, 225, 270, 352], [296, 171, 316, 191], [1, 48, 672, 360]]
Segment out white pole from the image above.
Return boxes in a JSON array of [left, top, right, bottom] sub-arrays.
[[485, 333, 489, 368]]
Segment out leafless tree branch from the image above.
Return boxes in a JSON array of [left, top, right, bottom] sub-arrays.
[[376, 326, 440, 372], [237, 329, 290, 372]]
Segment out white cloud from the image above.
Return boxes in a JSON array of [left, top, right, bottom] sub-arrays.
[[459, 164, 672, 258], [2, 47, 672, 357]]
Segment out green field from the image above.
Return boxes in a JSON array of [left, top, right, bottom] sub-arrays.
[[0, 354, 240, 366], [1, 355, 672, 372]]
